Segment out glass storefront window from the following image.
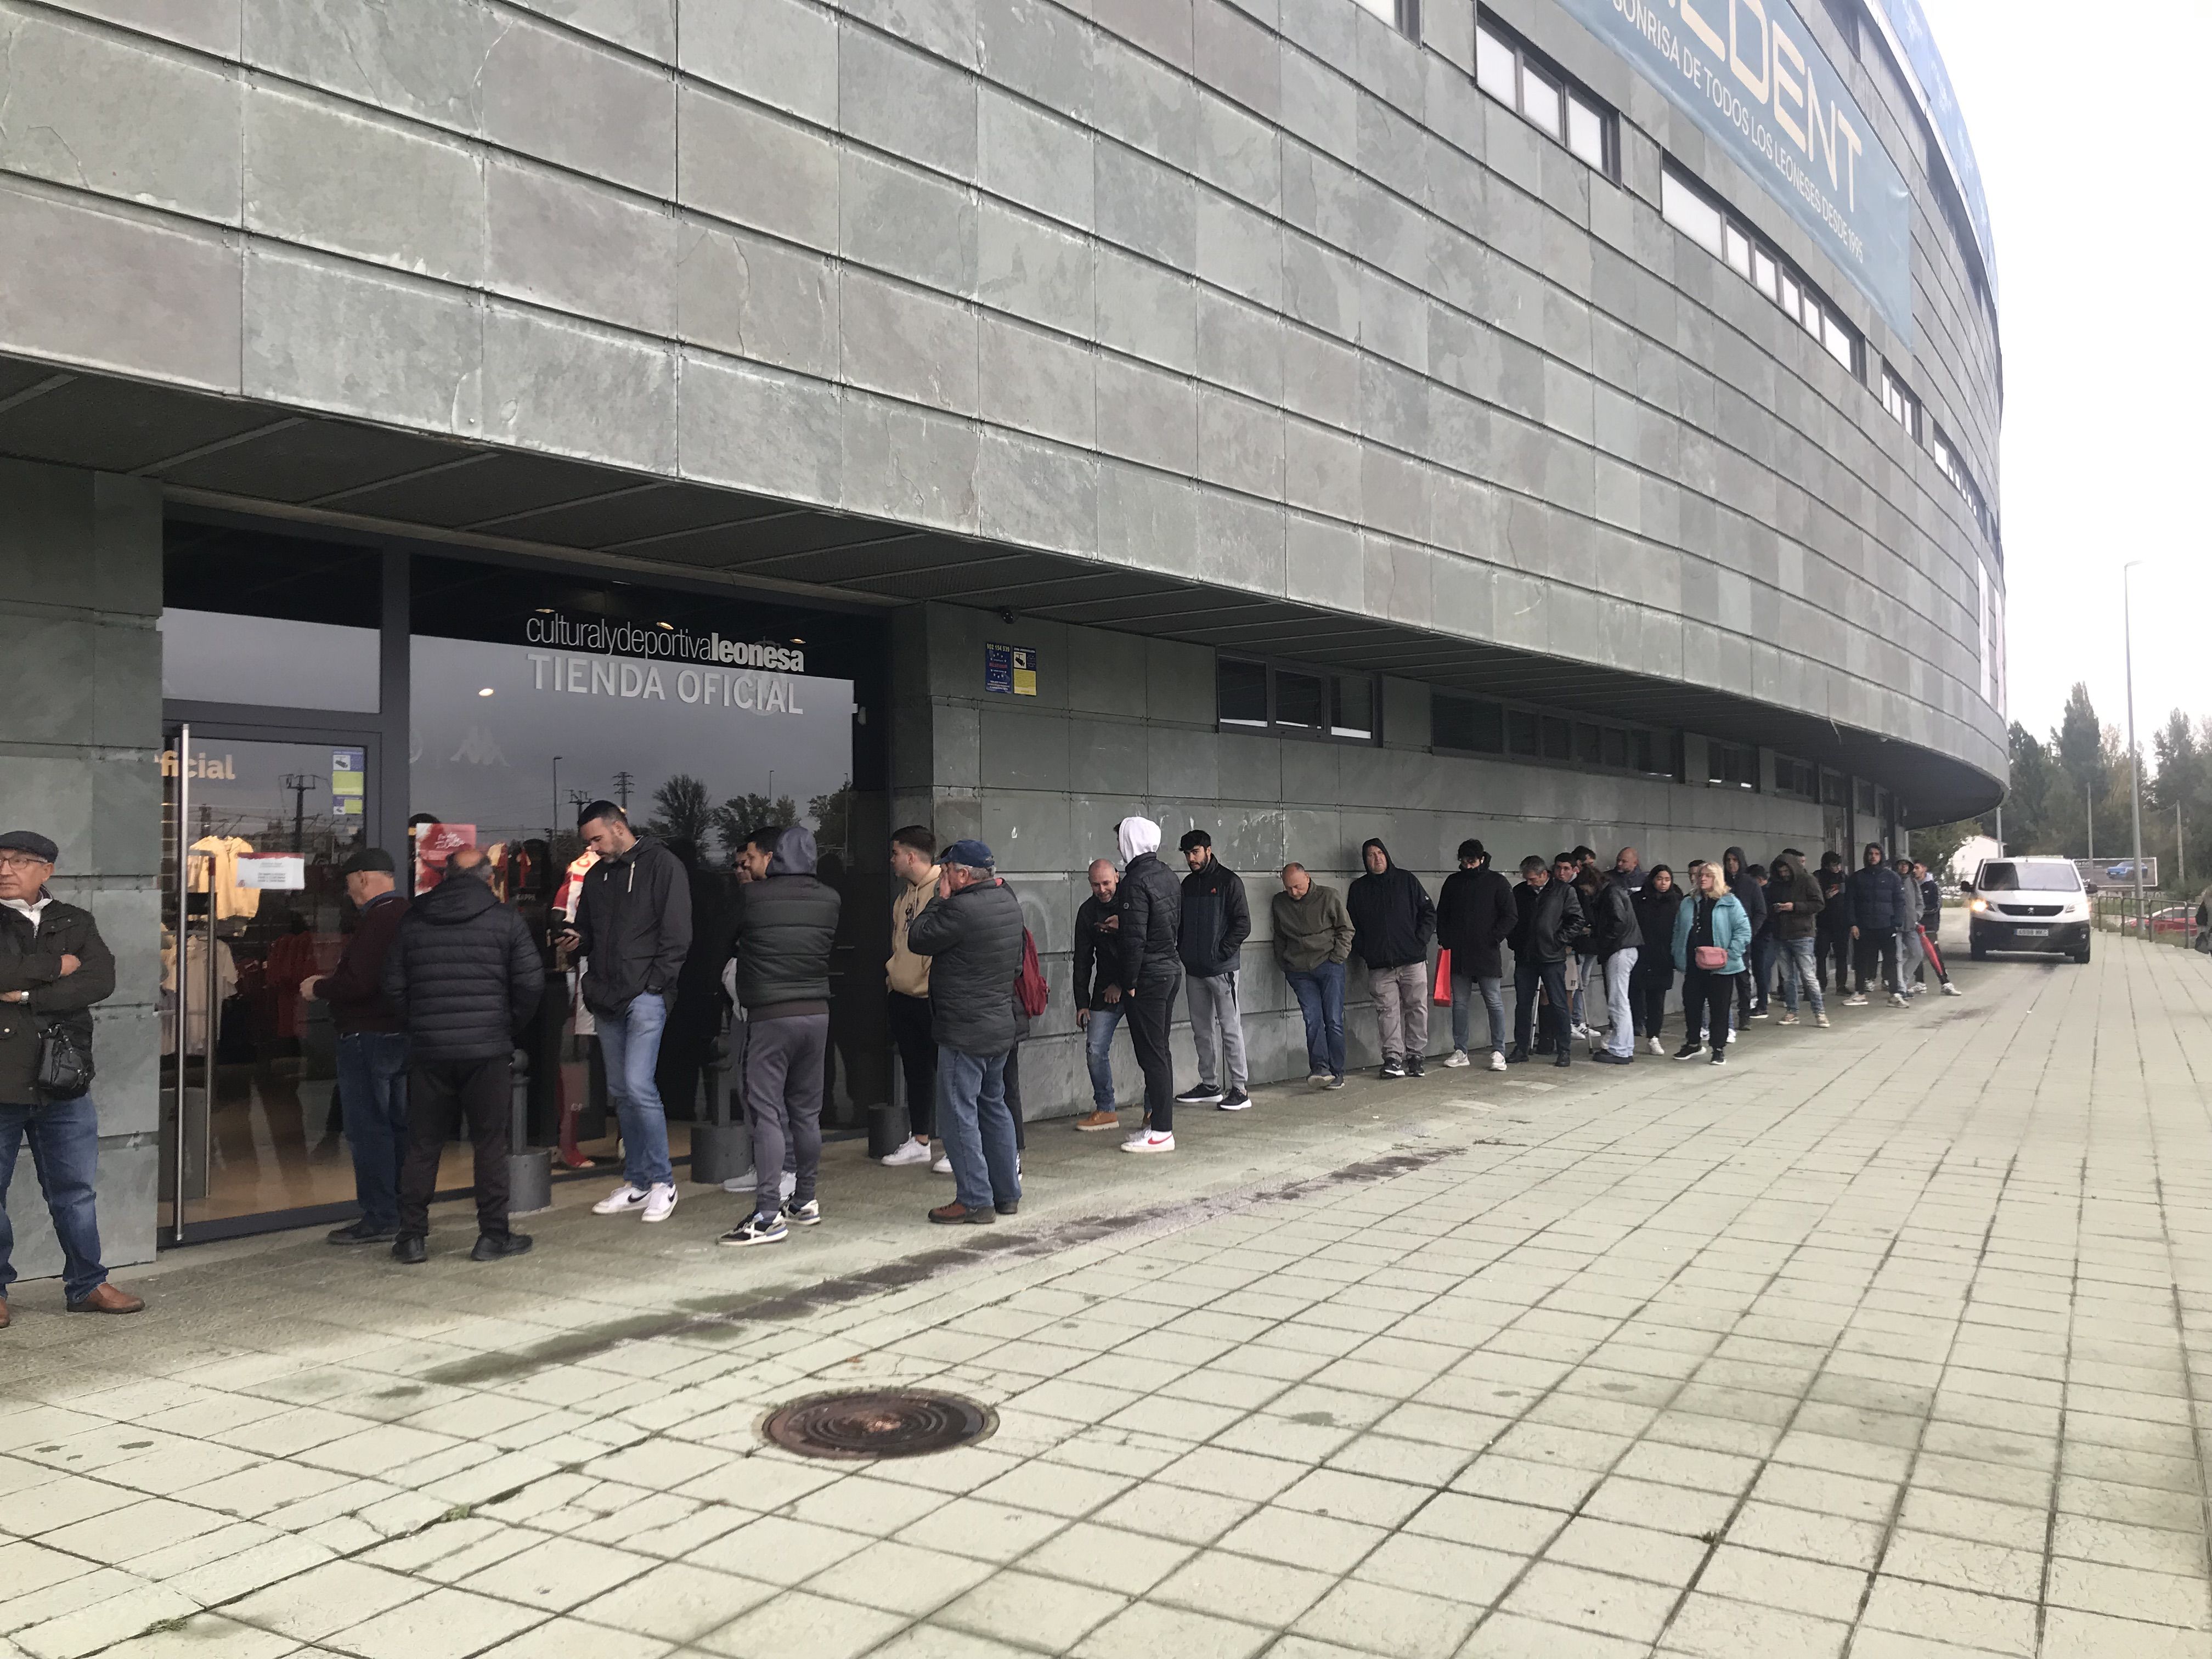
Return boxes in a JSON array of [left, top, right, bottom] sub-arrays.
[[162, 524, 382, 712]]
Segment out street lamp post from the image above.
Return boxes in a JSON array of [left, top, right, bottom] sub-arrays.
[[2124, 560, 2147, 938]]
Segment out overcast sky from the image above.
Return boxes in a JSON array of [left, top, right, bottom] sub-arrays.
[[1912, 0, 2212, 750]]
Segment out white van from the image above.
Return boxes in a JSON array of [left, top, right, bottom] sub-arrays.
[[1966, 857, 2091, 963]]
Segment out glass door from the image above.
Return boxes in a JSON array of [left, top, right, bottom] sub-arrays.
[[161, 726, 377, 1241]]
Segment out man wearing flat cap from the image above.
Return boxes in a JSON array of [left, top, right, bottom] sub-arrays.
[[903, 839, 1025, 1224], [0, 830, 140, 1325], [304, 848, 411, 1245]]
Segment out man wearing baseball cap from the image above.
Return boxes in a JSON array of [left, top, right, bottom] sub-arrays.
[[0, 830, 140, 1324], [303, 848, 411, 1245]]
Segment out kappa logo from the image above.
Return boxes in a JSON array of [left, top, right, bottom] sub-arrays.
[[449, 726, 509, 767]]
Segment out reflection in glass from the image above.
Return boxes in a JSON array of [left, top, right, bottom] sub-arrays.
[[1218, 659, 1269, 726], [1567, 95, 1605, 168], [1275, 672, 1327, 731], [161, 609, 381, 712], [1475, 26, 1517, 103], [1519, 67, 1561, 137]]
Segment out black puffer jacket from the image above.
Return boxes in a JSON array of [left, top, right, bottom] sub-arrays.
[[727, 824, 840, 1013], [1723, 848, 1768, 936], [1178, 860, 1250, 978], [1585, 875, 1638, 958], [906, 877, 1026, 1055], [383, 874, 545, 1062], [1634, 881, 1684, 962], [1845, 861, 1910, 933], [1436, 866, 1516, 978], [0, 897, 116, 1103], [573, 834, 691, 1019], [1346, 840, 1435, 970], [1116, 852, 1183, 992]]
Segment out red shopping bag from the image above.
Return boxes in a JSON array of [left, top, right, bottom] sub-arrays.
[[1432, 949, 1453, 1005]]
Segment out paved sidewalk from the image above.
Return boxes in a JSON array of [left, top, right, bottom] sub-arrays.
[[5, 940, 2211, 1658]]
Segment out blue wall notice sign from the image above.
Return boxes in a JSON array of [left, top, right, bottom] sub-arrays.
[[985, 644, 1037, 696]]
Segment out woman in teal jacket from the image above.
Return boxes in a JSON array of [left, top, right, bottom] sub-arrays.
[[1672, 862, 1751, 1064]]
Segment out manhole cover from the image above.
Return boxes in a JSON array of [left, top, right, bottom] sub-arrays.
[[759, 1390, 997, 1460]]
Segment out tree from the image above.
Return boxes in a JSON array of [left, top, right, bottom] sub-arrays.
[[645, 773, 714, 847], [712, 792, 797, 858], [2000, 723, 2058, 853], [808, 782, 854, 860], [2056, 682, 2103, 797]]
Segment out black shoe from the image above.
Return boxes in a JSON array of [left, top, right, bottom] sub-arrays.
[[328, 1219, 398, 1246], [1404, 1055, 1425, 1077], [1380, 1059, 1406, 1080], [470, 1232, 533, 1262], [1673, 1042, 1705, 1060], [1553, 1051, 1571, 1067], [1592, 1051, 1633, 1065], [1710, 1048, 1729, 1066], [1505, 1047, 1530, 1064], [995, 1200, 1020, 1215], [391, 1235, 427, 1266]]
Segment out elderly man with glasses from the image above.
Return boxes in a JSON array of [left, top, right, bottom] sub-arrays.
[[0, 830, 140, 1326]]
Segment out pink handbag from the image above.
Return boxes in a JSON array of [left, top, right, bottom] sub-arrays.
[[1692, 945, 1728, 970]]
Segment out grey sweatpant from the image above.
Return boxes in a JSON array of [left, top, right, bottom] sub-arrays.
[[744, 1012, 827, 1220], [1370, 961, 1429, 1062], [1185, 970, 1248, 1093]]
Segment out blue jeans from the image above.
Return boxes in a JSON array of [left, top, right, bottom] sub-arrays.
[[1285, 962, 1346, 1078], [1449, 967, 1506, 1056], [0, 1094, 107, 1302], [1083, 1003, 1125, 1111], [938, 1046, 1019, 1212], [1778, 936, 1824, 1015], [599, 991, 674, 1189], [336, 1031, 410, 1230]]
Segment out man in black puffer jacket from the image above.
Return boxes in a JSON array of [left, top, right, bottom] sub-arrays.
[[1113, 816, 1182, 1153], [1435, 839, 1515, 1069], [1346, 839, 1436, 1079], [1175, 830, 1251, 1112], [383, 848, 545, 1263], [906, 839, 1026, 1222], [720, 823, 841, 1245]]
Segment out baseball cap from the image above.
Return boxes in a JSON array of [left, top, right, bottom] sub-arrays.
[[340, 848, 396, 876], [941, 838, 995, 868]]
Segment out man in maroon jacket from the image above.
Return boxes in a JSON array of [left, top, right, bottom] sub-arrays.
[[304, 848, 411, 1244]]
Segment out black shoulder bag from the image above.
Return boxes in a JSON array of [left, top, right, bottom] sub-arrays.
[[35, 1018, 95, 1100]]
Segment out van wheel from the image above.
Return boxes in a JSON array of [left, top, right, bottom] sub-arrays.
[[1970, 943, 1988, 962], [2070, 947, 2091, 964]]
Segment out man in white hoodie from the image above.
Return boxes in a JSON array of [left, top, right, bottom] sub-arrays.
[[1111, 817, 1183, 1154]]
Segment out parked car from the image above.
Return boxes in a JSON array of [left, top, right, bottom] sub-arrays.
[[2122, 905, 2196, 935]]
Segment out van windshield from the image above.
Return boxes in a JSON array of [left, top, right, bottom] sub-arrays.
[[1977, 861, 2081, 893]]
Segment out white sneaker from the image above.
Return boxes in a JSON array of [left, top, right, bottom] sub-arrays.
[[592, 1183, 649, 1215], [1646, 1036, 1664, 1056], [1121, 1130, 1175, 1154], [1889, 992, 1909, 1007], [780, 1171, 798, 1201], [880, 1138, 932, 1167], [931, 1155, 953, 1175], [1570, 1023, 1592, 1042], [641, 1183, 678, 1223], [1942, 983, 1963, 997], [1488, 1050, 1508, 1073], [1445, 1049, 1471, 1068]]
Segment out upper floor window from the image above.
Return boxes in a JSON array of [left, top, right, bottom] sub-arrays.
[[1707, 740, 1760, 791], [1880, 365, 1921, 441], [1663, 167, 1859, 377], [1930, 423, 1999, 549], [1220, 657, 1377, 743], [1775, 755, 1818, 801], [1351, 0, 1420, 41], [1475, 13, 1614, 174], [1434, 690, 1671, 777]]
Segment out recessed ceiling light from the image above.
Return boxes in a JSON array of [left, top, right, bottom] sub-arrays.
[[477, 687, 495, 697]]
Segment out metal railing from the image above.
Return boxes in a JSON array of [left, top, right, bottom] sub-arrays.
[[2090, 893, 2204, 952]]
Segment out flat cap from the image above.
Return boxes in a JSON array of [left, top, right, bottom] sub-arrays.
[[0, 831, 58, 864]]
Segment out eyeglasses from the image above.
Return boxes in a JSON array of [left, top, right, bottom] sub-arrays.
[[0, 853, 51, 870]]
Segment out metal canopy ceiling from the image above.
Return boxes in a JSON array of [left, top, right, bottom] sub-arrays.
[[0, 356, 2000, 822]]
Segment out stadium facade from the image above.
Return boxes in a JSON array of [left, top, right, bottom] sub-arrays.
[[0, 0, 2002, 1265]]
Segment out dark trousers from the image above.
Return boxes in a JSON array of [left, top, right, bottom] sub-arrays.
[[1126, 976, 1179, 1132], [745, 1013, 827, 1220], [1003, 1041, 1027, 1151], [1815, 928, 1849, 989], [886, 990, 936, 1139], [398, 1055, 511, 1240], [1739, 939, 1774, 1020], [1630, 956, 1673, 1037], [1513, 957, 1571, 1054], [336, 1031, 410, 1231], [1853, 932, 1898, 994], [1680, 967, 1736, 1049]]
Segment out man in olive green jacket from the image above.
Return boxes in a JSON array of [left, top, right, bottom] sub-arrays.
[[1272, 865, 1355, 1087]]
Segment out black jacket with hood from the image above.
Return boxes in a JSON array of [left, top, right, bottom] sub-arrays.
[[1767, 854, 1825, 941], [382, 871, 545, 1062], [1723, 847, 1768, 936], [0, 895, 115, 1103], [1116, 855, 1183, 993], [727, 824, 841, 1016], [905, 875, 1026, 1055], [573, 833, 691, 1019], [1345, 840, 1435, 971], [1816, 863, 1853, 936], [1634, 878, 1684, 964], [1177, 858, 1250, 978], [1435, 865, 1516, 978]]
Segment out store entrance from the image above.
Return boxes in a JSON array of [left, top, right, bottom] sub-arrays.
[[159, 724, 444, 1240]]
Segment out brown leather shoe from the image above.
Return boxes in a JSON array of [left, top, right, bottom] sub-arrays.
[[66, 1283, 144, 1314], [1073, 1109, 1121, 1132], [928, 1201, 994, 1226]]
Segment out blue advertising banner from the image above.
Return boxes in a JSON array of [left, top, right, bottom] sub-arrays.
[[1558, 0, 1915, 345], [1866, 0, 1995, 294]]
